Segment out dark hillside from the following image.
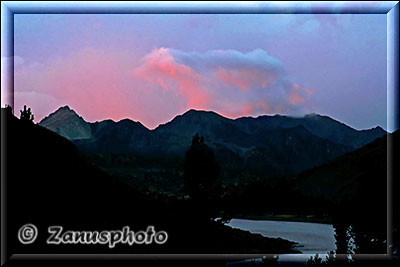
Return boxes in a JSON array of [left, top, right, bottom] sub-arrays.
[[3, 108, 298, 257]]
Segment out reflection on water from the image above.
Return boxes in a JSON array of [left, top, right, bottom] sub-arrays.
[[225, 219, 386, 258], [225, 219, 387, 265], [225, 218, 336, 254]]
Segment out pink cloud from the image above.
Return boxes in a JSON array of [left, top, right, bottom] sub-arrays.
[[219, 100, 271, 119], [15, 48, 133, 121], [288, 83, 307, 105], [214, 67, 276, 91], [291, 83, 300, 91], [288, 93, 306, 105], [241, 104, 255, 115], [14, 47, 182, 128], [133, 48, 311, 120], [239, 101, 270, 116], [14, 47, 313, 128], [134, 47, 210, 109], [215, 67, 250, 91]]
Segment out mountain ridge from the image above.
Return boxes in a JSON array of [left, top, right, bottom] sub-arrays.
[[39, 105, 386, 138], [38, 105, 386, 153], [38, 105, 387, 179]]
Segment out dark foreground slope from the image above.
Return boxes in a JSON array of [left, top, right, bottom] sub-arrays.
[[3, 108, 298, 258], [295, 130, 395, 214], [5, 109, 158, 255], [294, 131, 399, 254]]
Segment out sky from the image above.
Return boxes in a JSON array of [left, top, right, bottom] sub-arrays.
[[11, 12, 388, 130]]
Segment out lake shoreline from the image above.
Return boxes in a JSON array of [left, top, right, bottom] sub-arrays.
[[226, 213, 334, 225], [224, 218, 337, 255]]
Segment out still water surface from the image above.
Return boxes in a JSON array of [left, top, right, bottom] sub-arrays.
[[225, 218, 336, 254]]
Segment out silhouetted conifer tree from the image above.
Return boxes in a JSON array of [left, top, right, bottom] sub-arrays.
[[20, 105, 34, 122], [4, 104, 13, 115], [184, 133, 219, 219]]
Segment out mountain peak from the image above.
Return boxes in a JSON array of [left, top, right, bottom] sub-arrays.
[[40, 105, 81, 123], [38, 106, 91, 140], [59, 105, 71, 111], [360, 125, 386, 134], [305, 113, 320, 118], [116, 118, 149, 130], [182, 109, 228, 119], [185, 109, 214, 115]]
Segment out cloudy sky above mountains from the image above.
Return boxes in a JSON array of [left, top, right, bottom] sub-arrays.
[[13, 12, 387, 130]]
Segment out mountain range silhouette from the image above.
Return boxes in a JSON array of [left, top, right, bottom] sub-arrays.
[[39, 106, 386, 178]]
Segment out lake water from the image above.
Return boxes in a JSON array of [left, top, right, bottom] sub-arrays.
[[225, 218, 336, 254]]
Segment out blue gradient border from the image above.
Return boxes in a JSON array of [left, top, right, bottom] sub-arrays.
[[1, 1, 399, 265]]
